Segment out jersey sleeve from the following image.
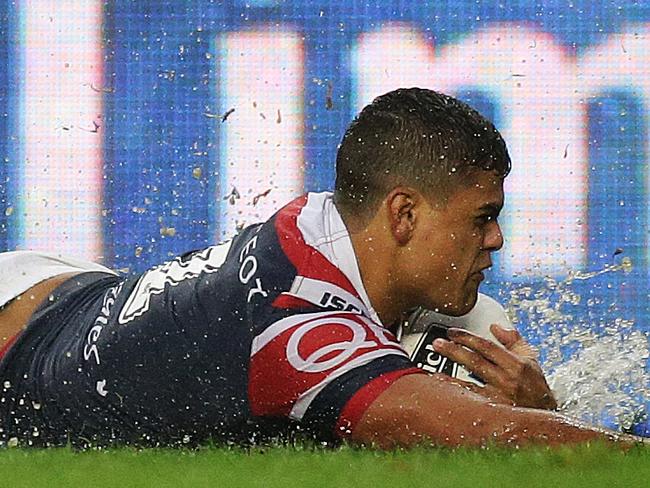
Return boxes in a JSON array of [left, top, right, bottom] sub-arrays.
[[248, 311, 426, 441]]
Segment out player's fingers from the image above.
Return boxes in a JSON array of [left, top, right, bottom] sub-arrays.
[[510, 341, 540, 361], [489, 323, 521, 348], [489, 324, 540, 360], [432, 338, 506, 387], [446, 328, 519, 371]]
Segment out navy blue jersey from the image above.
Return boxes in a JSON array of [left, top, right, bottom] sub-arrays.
[[0, 192, 422, 447]]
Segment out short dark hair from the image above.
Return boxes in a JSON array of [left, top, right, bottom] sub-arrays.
[[334, 88, 511, 220]]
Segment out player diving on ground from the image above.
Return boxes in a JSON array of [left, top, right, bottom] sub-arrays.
[[0, 88, 646, 448]]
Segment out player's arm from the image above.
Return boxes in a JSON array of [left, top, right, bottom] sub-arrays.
[[351, 372, 640, 449]]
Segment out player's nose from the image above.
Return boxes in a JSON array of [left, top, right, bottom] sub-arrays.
[[484, 220, 504, 252]]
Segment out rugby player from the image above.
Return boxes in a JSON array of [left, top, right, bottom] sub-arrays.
[[0, 88, 644, 448]]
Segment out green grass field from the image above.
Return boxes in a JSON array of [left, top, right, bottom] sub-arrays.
[[1, 444, 649, 488]]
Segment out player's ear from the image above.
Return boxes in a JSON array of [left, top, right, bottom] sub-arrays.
[[385, 186, 418, 245]]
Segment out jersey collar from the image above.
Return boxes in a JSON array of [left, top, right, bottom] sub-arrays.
[[297, 192, 383, 326]]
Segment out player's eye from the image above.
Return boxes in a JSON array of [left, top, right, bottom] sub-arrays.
[[475, 214, 494, 225]]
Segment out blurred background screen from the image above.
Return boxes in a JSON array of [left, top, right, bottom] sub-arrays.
[[1, 0, 649, 432]]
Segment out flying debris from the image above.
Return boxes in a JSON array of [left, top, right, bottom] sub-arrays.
[[221, 108, 235, 123], [203, 108, 236, 123], [252, 188, 272, 206], [160, 226, 177, 237], [79, 120, 101, 133], [224, 187, 241, 205], [84, 83, 115, 93], [326, 81, 334, 110]]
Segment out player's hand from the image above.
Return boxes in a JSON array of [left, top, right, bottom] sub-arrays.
[[432, 325, 558, 410]]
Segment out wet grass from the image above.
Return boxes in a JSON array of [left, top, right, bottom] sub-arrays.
[[1, 443, 649, 487]]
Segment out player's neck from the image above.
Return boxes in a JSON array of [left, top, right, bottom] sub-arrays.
[[348, 225, 409, 328]]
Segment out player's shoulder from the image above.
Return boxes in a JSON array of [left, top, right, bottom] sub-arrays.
[[247, 308, 413, 429]]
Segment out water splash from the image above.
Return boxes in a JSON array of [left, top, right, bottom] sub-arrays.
[[504, 257, 649, 433]]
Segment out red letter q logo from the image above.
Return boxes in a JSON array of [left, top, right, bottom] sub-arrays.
[[286, 317, 376, 373]]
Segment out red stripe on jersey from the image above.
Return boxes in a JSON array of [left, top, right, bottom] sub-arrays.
[[274, 195, 360, 299], [334, 367, 427, 439], [248, 312, 405, 418], [271, 293, 314, 310], [0, 333, 20, 361]]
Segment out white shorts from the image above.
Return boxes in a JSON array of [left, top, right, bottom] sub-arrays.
[[0, 251, 117, 308]]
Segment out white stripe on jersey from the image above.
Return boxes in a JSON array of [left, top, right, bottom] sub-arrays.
[[250, 310, 343, 356], [287, 275, 369, 316]]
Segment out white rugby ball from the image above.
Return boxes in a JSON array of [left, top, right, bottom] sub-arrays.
[[400, 293, 513, 385]]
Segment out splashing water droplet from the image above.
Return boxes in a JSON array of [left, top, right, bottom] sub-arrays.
[[505, 258, 649, 432]]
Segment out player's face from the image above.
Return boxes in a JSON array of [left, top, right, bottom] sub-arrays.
[[404, 171, 504, 316]]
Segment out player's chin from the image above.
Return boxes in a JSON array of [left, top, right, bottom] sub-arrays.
[[446, 301, 475, 316], [448, 284, 480, 316], [435, 292, 477, 317]]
